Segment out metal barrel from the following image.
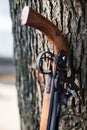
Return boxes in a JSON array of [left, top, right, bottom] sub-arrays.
[[50, 91, 60, 130]]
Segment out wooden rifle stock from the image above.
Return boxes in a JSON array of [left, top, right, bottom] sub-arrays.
[[21, 6, 68, 130], [21, 6, 68, 55]]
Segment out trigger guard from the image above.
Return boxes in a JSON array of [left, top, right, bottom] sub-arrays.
[[36, 51, 54, 74]]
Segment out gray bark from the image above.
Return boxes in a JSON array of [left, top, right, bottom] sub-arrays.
[[9, 0, 87, 130]]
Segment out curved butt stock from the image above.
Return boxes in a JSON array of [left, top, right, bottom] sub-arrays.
[[21, 6, 68, 55]]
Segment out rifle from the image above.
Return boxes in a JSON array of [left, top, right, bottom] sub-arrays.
[[21, 6, 78, 130]]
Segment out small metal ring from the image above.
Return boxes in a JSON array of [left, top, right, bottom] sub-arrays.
[[36, 51, 54, 74]]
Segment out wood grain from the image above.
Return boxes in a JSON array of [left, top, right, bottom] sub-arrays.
[[23, 8, 68, 55]]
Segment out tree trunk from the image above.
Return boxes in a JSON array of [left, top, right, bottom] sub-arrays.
[[9, 0, 87, 130]]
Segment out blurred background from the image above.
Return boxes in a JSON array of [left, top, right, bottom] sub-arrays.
[[0, 0, 20, 130]]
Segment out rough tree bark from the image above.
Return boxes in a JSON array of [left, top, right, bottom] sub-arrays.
[[9, 0, 87, 130]]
